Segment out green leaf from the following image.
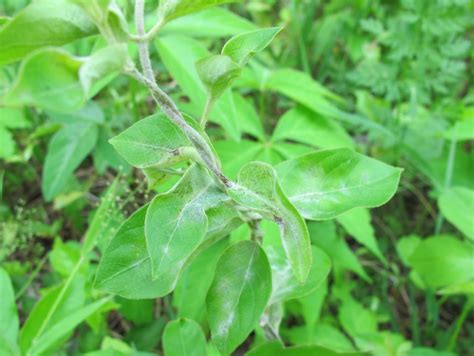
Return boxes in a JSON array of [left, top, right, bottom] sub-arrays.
[[162, 318, 207, 356], [222, 27, 282, 65], [42, 122, 98, 201], [408, 235, 474, 289], [145, 164, 226, 280], [0, 268, 19, 356], [309, 221, 370, 282], [196, 54, 241, 101], [0, 107, 30, 128], [269, 245, 331, 304], [276, 148, 402, 220], [4, 46, 125, 112], [444, 118, 474, 141], [338, 295, 378, 339], [94, 205, 173, 299], [161, 8, 257, 38], [20, 277, 85, 353], [29, 297, 111, 356], [0, 0, 96, 65], [336, 208, 386, 264], [158, 0, 240, 23], [272, 106, 353, 149], [230, 162, 312, 283], [0, 127, 15, 159], [155, 35, 241, 140], [246, 341, 365, 356], [174, 239, 229, 323], [207, 241, 272, 354], [109, 113, 192, 169], [438, 187, 474, 241], [5, 49, 84, 112]]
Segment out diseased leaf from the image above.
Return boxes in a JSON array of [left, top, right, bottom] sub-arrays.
[[269, 245, 331, 304], [230, 161, 312, 282], [438, 187, 474, 241], [158, 0, 240, 23], [162, 318, 207, 356], [94, 205, 173, 299], [145, 164, 226, 280], [109, 114, 192, 169], [196, 54, 241, 101], [0, 0, 96, 65], [276, 148, 402, 220], [222, 27, 282, 65], [408, 235, 474, 290], [0, 268, 19, 356], [42, 122, 98, 201], [207, 241, 272, 355]]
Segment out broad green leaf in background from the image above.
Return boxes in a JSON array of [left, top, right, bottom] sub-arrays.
[[230, 162, 312, 283], [408, 235, 474, 289], [276, 148, 402, 220], [162, 318, 207, 356], [161, 8, 257, 38], [272, 106, 353, 149], [109, 114, 191, 169], [42, 122, 98, 201], [438, 187, 474, 241], [158, 0, 240, 23], [0, 268, 19, 356], [196, 54, 241, 101], [444, 118, 474, 141], [0, 127, 15, 159], [0, 0, 96, 65], [338, 295, 378, 339], [336, 208, 386, 264], [207, 241, 272, 355], [95, 205, 176, 299], [4, 49, 84, 112], [4, 46, 126, 112], [145, 165, 226, 280], [222, 27, 282, 65]]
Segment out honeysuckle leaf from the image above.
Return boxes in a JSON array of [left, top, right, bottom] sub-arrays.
[[4, 46, 126, 112], [438, 187, 474, 241], [0, 0, 97, 65], [0, 268, 19, 356], [276, 148, 402, 220], [222, 26, 282, 65], [94, 205, 175, 299], [145, 164, 227, 281], [109, 114, 192, 169], [207, 240, 272, 355], [42, 122, 99, 201], [158, 0, 240, 23], [196, 54, 241, 101], [230, 161, 312, 283], [269, 245, 331, 305], [162, 318, 207, 356]]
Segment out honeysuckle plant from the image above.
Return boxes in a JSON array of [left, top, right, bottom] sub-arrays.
[[0, 0, 404, 355]]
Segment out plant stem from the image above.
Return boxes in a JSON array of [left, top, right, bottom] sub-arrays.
[[132, 1, 230, 188], [435, 139, 457, 234], [15, 254, 48, 300], [200, 97, 214, 127]]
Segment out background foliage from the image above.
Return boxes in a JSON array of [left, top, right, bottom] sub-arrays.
[[0, 0, 473, 355]]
